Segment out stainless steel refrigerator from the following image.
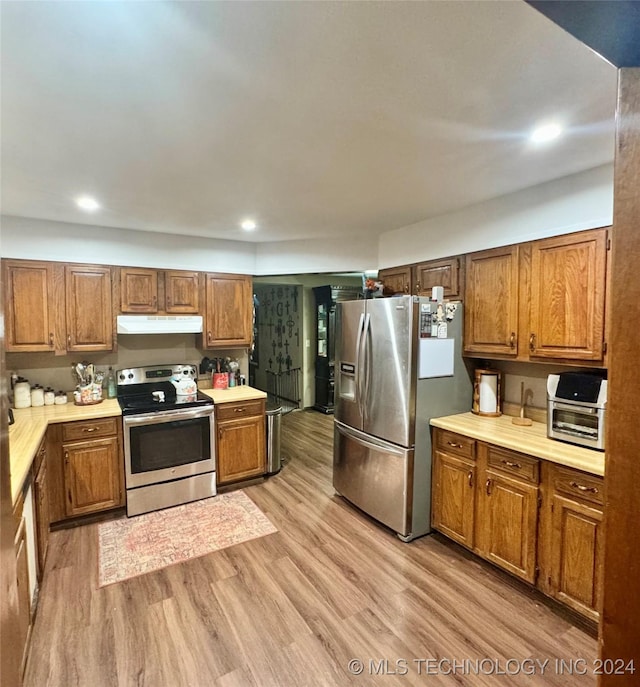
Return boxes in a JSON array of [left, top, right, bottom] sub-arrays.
[[333, 295, 472, 541]]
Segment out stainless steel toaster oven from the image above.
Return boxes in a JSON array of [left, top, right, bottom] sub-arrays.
[[547, 372, 607, 451]]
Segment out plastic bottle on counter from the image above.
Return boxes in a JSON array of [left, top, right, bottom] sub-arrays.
[[14, 378, 31, 408], [44, 387, 55, 405], [30, 385, 45, 407], [106, 367, 117, 399]]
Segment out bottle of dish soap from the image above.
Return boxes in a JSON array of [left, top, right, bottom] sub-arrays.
[[106, 366, 117, 398]]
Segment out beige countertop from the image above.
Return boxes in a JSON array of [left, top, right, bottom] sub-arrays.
[[430, 412, 605, 477], [201, 386, 267, 404], [8, 386, 267, 507]]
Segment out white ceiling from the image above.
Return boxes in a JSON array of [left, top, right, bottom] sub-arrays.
[[0, 1, 617, 244]]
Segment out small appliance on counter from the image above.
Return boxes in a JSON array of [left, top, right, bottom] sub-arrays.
[[547, 372, 607, 451]]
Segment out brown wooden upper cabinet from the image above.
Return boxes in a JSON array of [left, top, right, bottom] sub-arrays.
[[528, 229, 607, 361], [464, 245, 520, 357], [415, 256, 462, 299], [4, 259, 114, 353], [203, 273, 252, 348], [120, 267, 200, 314], [464, 228, 609, 363], [65, 265, 113, 352], [4, 259, 60, 352], [377, 265, 412, 295], [379, 256, 463, 299]]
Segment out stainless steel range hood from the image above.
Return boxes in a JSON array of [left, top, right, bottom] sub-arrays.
[[116, 315, 203, 335]]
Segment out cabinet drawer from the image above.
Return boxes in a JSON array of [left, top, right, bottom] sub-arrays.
[[216, 399, 265, 422], [434, 429, 475, 459], [487, 445, 539, 484], [550, 465, 603, 506], [62, 417, 119, 442]]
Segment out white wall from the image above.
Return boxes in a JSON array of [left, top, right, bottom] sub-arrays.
[[0, 216, 257, 273], [1, 163, 614, 275], [378, 164, 614, 268], [255, 237, 378, 276]]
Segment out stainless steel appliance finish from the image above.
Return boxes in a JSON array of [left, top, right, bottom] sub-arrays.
[[334, 295, 472, 541], [547, 373, 607, 451], [118, 364, 216, 517]]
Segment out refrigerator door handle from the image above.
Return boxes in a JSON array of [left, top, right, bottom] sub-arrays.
[[335, 420, 406, 456], [354, 313, 366, 412], [362, 313, 371, 420]]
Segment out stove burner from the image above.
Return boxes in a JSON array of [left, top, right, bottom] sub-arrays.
[[116, 364, 213, 416]]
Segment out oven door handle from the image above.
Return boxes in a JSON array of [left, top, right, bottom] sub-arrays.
[[123, 405, 214, 427], [553, 402, 598, 414]]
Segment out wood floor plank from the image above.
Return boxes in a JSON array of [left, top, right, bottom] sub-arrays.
[[24, 410, 597, 686]]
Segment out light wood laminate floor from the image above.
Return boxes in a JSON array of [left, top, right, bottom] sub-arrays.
[[24, 411, 597, 686]]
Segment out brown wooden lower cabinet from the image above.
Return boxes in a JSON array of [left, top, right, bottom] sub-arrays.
[[216, 400, 266, 485], [540, 464, 604, 621], [431, 428, 603, 620], [48, 418, 125, 523], [12, 496, 33, 676], [431, 450, 476, 548], [33, 441, 50, 580]]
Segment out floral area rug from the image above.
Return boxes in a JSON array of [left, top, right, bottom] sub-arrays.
[[98, 491, 277, 587]]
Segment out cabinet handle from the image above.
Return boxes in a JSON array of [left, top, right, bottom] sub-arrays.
[[570, 481, 599, 494], [49, 332, 54, 347], [501, 459, 522, 469], [152, 295, 157, 306], [234, 407, 246, 413], [509, 332, 516, 348], [529, 333, 536, 352], [416, 281, 421, 292], [485, 479, 492, 496], [208, 330, 212, 343], [64, 451, 69, 463], [467, 471, 474, 488], [447, 441, 462, 448], [82, 427, 99, 433], [218, 427, 224, 439], [67, 334, 71, 347], [404, 283, 409, 293], [68, 489, 72, 504]]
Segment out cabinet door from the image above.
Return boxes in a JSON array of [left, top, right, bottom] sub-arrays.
[[378, 266, 412, 295], [65, 265, 113, 351], [204, 273, 252, 348], [4, 260, 59, 352], [464, 246, 519, 356], [217, 415, 266, 485], [431, 450, 476, 548], [476, 469, 538, 583], [63, 437, 123, 517], [15, 518, 31, 670], [120, 267, 159, 313], [549, 494, 603, 621], [415, 257, 461, 299], [529, 229, 607, 361], [34, 459, 50, 581], [165, 270, 200, 313]]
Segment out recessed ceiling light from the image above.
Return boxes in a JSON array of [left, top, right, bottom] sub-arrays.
[[241, 219, 257, 231], [529, 122, 563, 144], [76, 195, 100, 211]]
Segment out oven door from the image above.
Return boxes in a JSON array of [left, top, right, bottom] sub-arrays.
[[123, 405, 215, 489]]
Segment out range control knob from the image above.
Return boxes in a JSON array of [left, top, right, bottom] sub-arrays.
[[128, 373, 134, 379], [119, 374, 125, 381]]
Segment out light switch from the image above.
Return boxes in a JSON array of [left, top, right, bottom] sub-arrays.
[[305, 339, 311, 348]]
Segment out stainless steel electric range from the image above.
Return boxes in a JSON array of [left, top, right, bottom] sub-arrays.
[[117, 364, 216, 517]]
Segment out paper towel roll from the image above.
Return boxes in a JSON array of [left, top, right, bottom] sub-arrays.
[[478, 374, 498, 414]]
